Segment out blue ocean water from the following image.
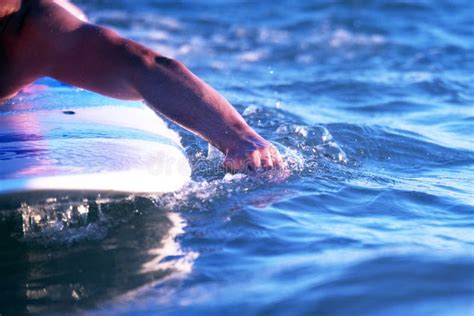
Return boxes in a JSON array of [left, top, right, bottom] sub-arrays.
[[1, 0, 473, 315]]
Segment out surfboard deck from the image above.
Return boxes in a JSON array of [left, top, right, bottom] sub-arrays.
[[0, 100, 191, 195]]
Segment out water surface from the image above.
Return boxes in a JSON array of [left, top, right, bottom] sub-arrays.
[[1, 0, 473, 315]]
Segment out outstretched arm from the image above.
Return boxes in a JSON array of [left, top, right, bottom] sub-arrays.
[[12, 0, 282, 172]]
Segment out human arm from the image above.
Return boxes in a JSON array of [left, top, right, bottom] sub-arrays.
[[13, 0, 282, 172]]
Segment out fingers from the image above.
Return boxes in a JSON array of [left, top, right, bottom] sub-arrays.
[[249, 151, 262, 170], [270, 146, 283, 168], [223, 153, 260, 173], [260, 148, 274, 170], [224, 145, 284, 173]]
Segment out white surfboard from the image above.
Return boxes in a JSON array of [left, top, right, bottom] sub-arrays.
[[0, 101, 191, 195]]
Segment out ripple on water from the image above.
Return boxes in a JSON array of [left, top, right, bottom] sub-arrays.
[[2, 0, 474, 314]]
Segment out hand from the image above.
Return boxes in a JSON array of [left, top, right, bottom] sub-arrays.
[[223, 136, 284, 173]]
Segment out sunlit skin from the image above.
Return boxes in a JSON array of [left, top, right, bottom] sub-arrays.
[[0, 0, 283, 173]]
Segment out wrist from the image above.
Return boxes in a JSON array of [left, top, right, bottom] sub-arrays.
[[218, 128, 268, 155]]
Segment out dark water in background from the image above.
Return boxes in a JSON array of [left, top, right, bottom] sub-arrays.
[[1, 0, 474, 314]]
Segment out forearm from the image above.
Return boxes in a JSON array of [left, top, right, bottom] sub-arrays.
[[131, 55, 262, 154]]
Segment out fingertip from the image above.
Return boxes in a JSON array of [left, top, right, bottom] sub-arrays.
[[262, 159, 273, 170], [261, 150, 274, 170], [249, 151, 262, 171], [270, 147, 284, 169]]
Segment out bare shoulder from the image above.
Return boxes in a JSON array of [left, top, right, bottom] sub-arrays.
[[0, 0, 87, 98], [0, 0, 21, 19], [22, 0, 85, 32], [0, 0, 34, 98]]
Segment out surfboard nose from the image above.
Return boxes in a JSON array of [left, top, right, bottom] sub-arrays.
[[0, 102, 191, 195]]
